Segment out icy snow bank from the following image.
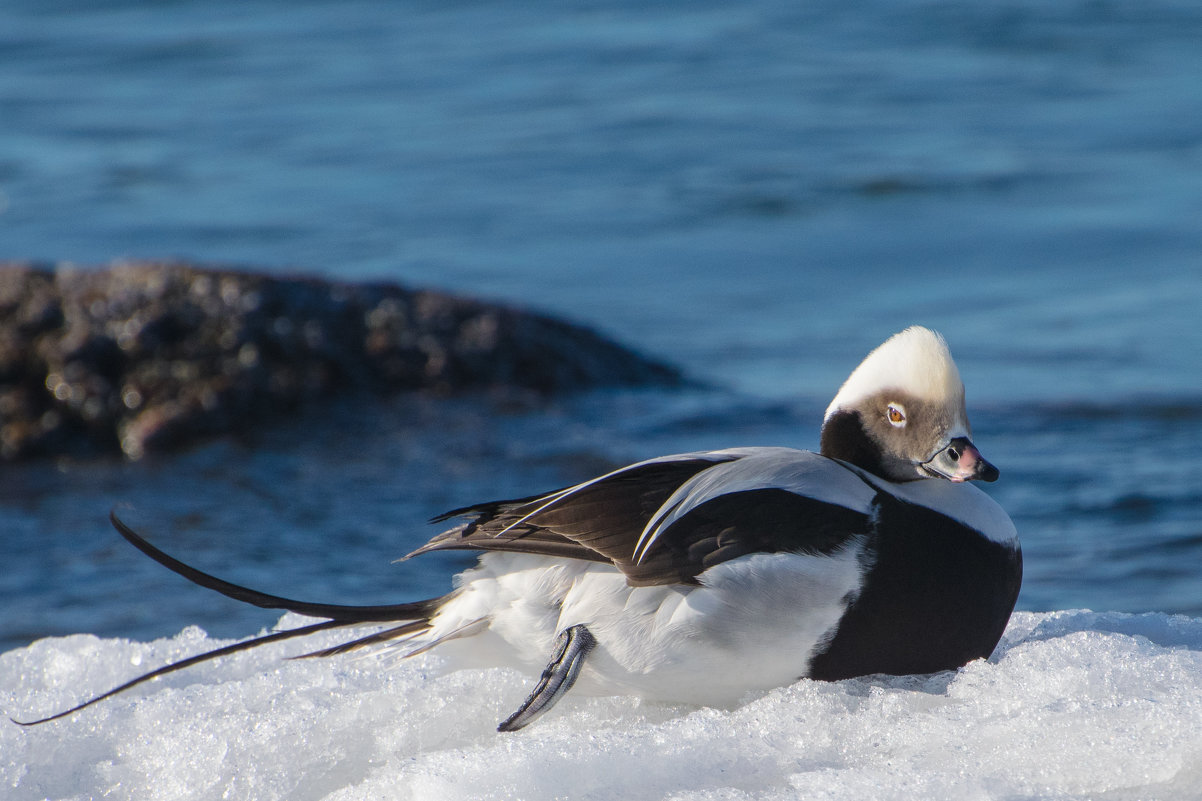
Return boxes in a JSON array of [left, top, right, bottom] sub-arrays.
[[5, 610, 1202, 801]]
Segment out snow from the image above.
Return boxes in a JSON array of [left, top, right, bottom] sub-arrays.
[[5, 610, 1202, 801]]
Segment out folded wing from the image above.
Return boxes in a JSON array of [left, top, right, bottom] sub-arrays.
[[412, 448, 878, 586]]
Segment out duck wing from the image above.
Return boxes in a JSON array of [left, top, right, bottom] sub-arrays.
[[410, 448, 877, 586]]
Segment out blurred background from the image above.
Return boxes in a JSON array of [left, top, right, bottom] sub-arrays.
[[2, 0, 1200, 651]]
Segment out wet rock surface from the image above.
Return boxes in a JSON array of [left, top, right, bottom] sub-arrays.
[[0, 261, 682, 460]]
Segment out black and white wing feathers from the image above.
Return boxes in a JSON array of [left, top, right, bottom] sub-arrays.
[[411, 448, 877, 586]]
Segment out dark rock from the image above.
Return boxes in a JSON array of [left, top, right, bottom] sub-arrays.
[[0, 261, 682, 460]]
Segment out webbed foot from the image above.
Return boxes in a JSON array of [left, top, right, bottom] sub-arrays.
[[497, 624, 597, 732]]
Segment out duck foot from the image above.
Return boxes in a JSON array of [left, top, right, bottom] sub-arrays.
[[497, 624, 597, 732]]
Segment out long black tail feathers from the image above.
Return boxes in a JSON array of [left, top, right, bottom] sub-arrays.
[[12, 512, 441, 727], [108, 511, 436, 623], [12, 619, 344, 726]]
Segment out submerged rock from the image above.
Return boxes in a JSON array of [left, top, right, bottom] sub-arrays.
[[0, 261, 682, 460]]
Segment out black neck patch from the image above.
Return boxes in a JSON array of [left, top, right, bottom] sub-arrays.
[[820, 410, 887, 478]]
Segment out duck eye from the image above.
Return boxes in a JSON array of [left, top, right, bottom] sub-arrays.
[[887, 404, 906, 428]]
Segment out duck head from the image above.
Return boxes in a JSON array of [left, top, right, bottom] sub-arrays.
[[819, 326, 999, 484]]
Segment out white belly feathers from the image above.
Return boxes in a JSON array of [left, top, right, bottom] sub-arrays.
[[428, 540, 869, 706]]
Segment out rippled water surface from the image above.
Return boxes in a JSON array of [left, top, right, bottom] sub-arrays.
[[2, 0, 1201, 650]]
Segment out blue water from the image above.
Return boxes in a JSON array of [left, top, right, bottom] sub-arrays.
[[2, 0, 1201, 652]]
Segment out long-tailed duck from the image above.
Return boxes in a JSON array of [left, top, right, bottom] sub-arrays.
[[21, 326, 1021, 731]]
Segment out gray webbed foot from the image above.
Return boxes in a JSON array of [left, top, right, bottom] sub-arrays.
[[497, 624, 597, 732]]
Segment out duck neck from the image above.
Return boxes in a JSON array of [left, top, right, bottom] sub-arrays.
[[819, 410, 888, 478]]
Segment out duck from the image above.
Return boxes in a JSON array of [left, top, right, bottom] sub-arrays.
[[21, 326, 1021, 732]]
